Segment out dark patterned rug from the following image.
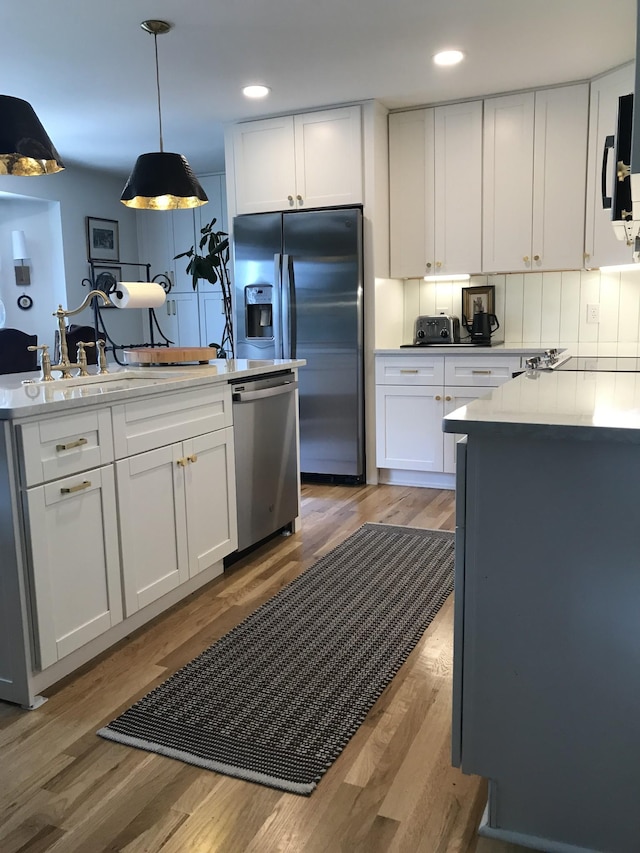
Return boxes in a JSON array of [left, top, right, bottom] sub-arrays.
[[98, 523, 454, 795]]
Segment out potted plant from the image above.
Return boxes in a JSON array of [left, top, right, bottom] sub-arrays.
[[174, 217, 233, 357]]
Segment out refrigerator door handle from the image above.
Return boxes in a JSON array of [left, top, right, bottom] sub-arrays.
[[273, 253, 283, 358], [281, 253, 293, 358], [286, 255, 297, 359]]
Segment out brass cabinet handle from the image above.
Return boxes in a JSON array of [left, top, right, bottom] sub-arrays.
[[176, 457, 187, 467], [187, 453, 198, 463], [435, 395, 442, 401], [471, 369, 491, 375], [436, 261, 442, 268], [288, 195, 294, 205], [56, 437, 88, 452], [533, 254, 540, 261], [296, 194, 303, 203], [426, 262, 432, 269], [445, 395, 452, 401], [400, 369, 419, 374], [523, 255, 530, 263], [60, 480, 91, 494]]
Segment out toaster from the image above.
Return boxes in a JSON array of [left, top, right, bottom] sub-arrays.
[[414, 315, 461, 344]]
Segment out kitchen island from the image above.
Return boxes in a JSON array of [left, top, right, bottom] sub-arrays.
[[0, 359, 304, 710], [445, 368, 640, 853]]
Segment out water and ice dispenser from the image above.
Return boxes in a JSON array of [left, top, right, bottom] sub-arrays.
[[244, 285, 274, 339]]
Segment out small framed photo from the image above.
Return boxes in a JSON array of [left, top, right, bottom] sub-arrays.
[[462, 285, 495, 323], [92, 265, 121, 306], [86, 217, 120, 262]]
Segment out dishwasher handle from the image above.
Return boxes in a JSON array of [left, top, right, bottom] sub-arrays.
[[232, 380, 298, 403]]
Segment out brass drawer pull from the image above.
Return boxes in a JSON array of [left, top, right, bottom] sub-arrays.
[[60, 480, 91, 494], [435, 395, 442, 401], [176, 457, 187, 467], [56, 437, 88, 452], [399, 369, 419, 374], [445, 395, 452, 401], [471, 370, 491, 375], [187, 454, 198, 463]]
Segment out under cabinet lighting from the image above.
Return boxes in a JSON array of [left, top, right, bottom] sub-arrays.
[[423, 273, 470, 282], [599, 263, 640, 273]]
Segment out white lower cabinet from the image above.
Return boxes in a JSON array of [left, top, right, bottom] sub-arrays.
[[375, 354, 523, 485], [25, 464, 122, 670], [116, 426, 237, 616]]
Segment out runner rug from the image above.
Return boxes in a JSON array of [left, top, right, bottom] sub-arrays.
[[98, 523, 454, 795]]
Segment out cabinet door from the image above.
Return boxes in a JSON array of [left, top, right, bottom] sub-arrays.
[[389, 109, 433, 278], [434, 101, 483, 276], [116, 444, 189, 616], [198, 289, 226, 349], [160, 291, 200, 347], [183, 427, 238, 576], [170, 209, 197, 292], [483, 92, 535, 273], [532, 84, 589, 272], [375, 384, 444, 471], [196, 173, 228, 236], [26, 465, 122, 670], [443, 387, 490, 474], [293, 106, 363, 209], [136, 211, 173, 282], [232, 116, 297, 214], [585, 64, 635, 269]]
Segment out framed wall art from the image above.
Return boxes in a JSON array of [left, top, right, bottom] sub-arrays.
[[461, 284, 495, 323], [86, 217, 120, 262]]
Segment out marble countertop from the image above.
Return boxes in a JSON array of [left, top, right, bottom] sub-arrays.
[[0, 359, 305, 420], [443, 369, 640, 443]]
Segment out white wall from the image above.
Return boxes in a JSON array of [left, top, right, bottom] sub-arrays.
[[0, 167, 144, 357], [396, 268, 640, 354]]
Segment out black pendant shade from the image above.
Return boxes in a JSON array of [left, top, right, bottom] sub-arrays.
[[0, 95, 64, 176], [120, 151, 208, 210]]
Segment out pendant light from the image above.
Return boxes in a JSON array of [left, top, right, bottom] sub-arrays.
[[121, 20, 207, 210], [0, 95, 64, 176]]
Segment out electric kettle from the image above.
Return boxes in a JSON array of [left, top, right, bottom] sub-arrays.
[[465, 310, 500, 345]]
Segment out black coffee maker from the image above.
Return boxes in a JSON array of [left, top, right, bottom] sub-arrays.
[[464, 309, 500, 346]]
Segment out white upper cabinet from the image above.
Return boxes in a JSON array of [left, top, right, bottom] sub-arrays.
[[389, 101, 483, 279], [230, 107, 363, 214], [482, 84, 589, 273], [584, 64, 635, 270]]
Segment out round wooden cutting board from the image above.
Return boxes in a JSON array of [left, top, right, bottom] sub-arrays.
[[123, 347, 218, 366]]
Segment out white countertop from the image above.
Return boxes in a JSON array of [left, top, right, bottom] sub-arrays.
[[375, 344, 549, 356], [443, 369, 640, 443], [0, 359, 305, 420]]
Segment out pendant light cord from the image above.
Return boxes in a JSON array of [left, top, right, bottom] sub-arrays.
[[153, 33, 164, 153]]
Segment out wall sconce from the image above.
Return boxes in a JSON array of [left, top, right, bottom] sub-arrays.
[[12, 230, 30, 285]]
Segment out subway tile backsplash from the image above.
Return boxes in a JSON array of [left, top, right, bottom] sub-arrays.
[[401, 269, 640, 348]]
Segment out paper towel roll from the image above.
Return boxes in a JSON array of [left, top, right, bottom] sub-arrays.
[[110, 282, 166, 309]]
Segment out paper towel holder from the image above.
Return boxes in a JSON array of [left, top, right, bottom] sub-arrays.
[[81, 259, 174, 366]]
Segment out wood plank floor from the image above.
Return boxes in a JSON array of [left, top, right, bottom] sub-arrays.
[[0, 483, 535, 853]]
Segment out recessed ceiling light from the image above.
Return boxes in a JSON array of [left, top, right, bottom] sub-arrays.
[[243, 85, 271, 99], [433, 50, 464, 67]]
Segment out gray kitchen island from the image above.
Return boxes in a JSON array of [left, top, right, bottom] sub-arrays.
[[445, 368, 640, 853]]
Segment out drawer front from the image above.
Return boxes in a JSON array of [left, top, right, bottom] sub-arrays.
[[375, 356, 445, 386], [18, 409, 114, 487], [112, 384, 232, 458], [444, 357, 521, 387]]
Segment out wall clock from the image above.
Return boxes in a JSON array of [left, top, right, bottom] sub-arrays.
[[17, 294, 33, 310]]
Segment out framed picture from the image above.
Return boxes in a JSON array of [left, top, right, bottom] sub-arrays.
[[92, 265, 121, 306], [86, 217, 120, 262], [462, 285, 495, 322]]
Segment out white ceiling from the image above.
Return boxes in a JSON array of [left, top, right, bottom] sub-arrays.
[[2, 0, 636, 180]]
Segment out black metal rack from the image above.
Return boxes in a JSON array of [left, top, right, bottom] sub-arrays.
[[82, 260, 174, 366]]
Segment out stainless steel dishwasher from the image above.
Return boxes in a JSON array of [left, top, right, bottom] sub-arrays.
[[230, 371, 299, 553]]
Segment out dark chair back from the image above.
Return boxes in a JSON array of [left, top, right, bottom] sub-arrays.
[[0, 328, 38, 375], [54, 324, 107, 366]]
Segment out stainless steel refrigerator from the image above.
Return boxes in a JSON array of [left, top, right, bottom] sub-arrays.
[[233, 207, 364, 482]]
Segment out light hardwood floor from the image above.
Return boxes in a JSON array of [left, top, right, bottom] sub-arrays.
[[0, 483, 534, 853]]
